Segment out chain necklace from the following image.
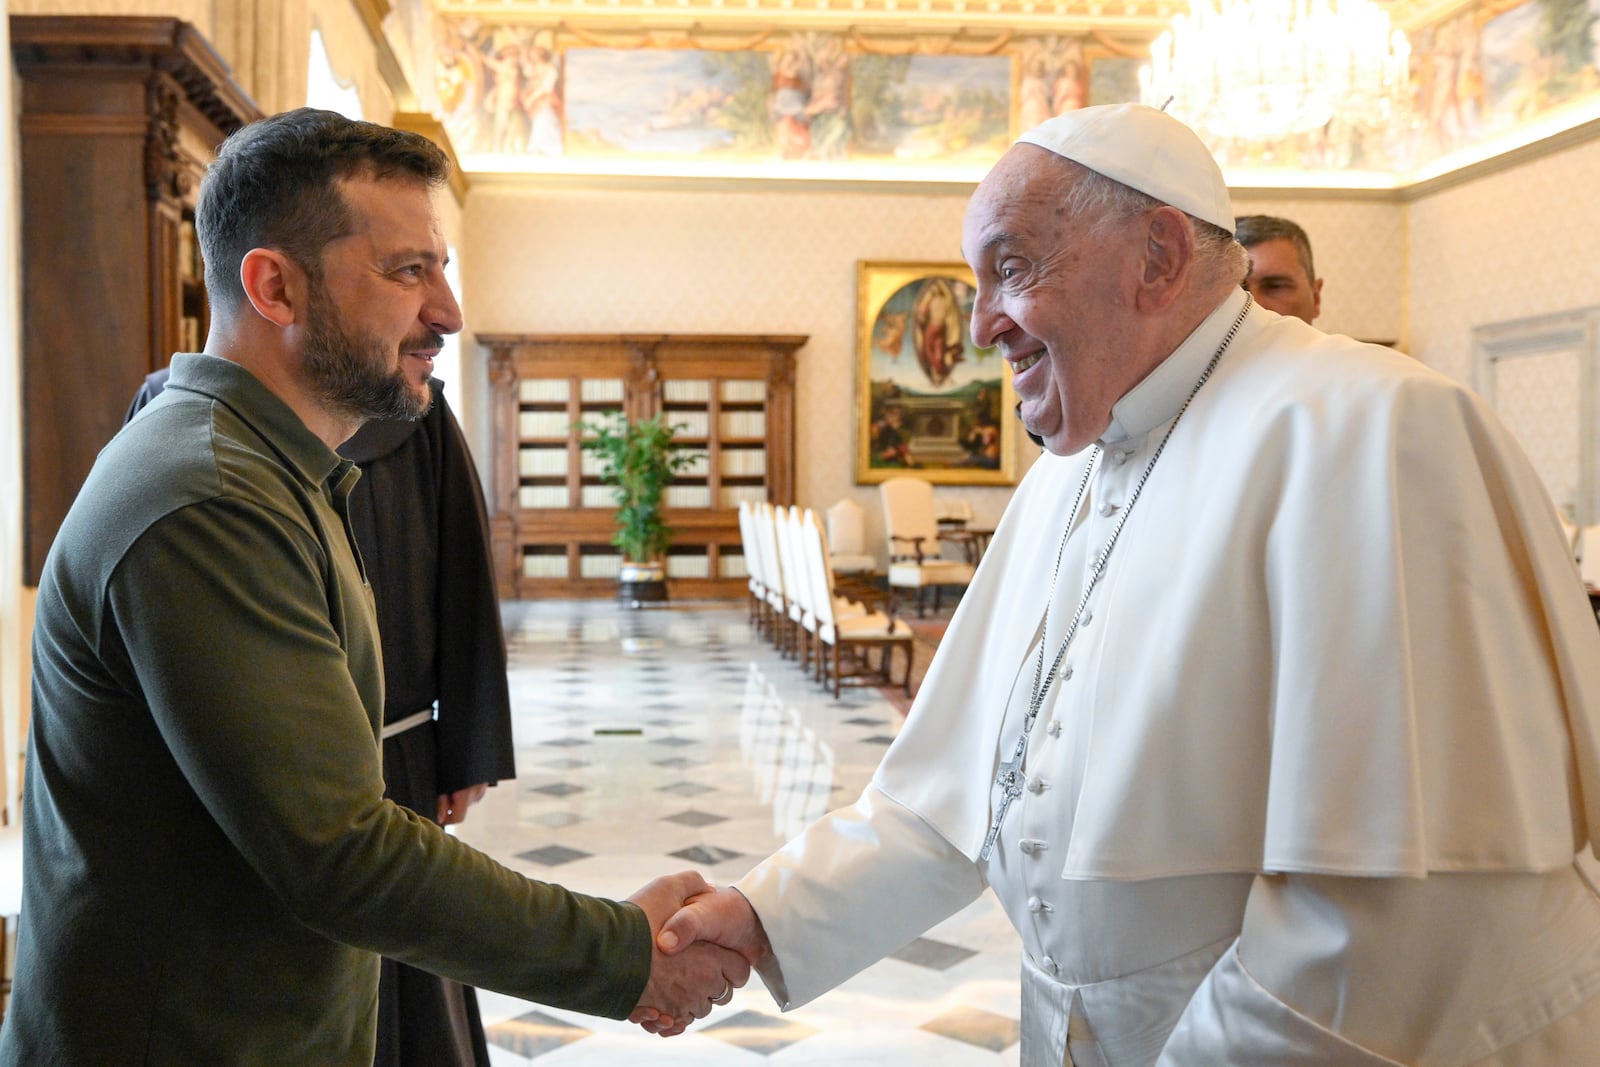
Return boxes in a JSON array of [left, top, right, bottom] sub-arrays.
[[979, 295, 1252, 861]]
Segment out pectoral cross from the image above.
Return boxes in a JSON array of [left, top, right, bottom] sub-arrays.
[[979, 738, 1028, 861]]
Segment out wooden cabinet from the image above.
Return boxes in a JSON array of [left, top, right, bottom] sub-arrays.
[[480, 334, 805, 600], [11, 15, 260, 583]]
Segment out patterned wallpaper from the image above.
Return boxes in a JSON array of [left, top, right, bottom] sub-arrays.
[[1490, 348, 1583, 520], [1226, 194, 1406, 344], [1407, 135, 1600, 517], [1408, 136, 1600, 387]]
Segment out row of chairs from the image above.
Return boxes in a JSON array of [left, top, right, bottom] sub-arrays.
[[737, 501, 915, 698]]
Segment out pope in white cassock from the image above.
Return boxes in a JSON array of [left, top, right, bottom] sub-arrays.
[[648, 104, 1600, 1065]]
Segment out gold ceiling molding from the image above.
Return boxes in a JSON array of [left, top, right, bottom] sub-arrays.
[[430, 0, 1432, 36], [392, 110, 472, 204], [430, 0, 1180, 35], [558, 22, 779, 48], [353, 0, 418, 108], [509, 20, 1027, 53]]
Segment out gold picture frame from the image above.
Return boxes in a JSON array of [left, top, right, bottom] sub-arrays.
[[855, 260, 1019, 485]]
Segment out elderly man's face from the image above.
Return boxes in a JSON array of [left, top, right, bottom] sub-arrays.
[[1243, 237, 1321, 323], [961, 146, 1144, 456]]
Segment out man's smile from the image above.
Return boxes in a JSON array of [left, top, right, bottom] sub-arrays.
[[1012, 351, 1044, 374]]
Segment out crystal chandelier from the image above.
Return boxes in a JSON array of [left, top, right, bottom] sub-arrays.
[[1140, 0, 1412, 145]]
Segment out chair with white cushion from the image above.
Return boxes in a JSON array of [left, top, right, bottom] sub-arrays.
[[1560, 513, 1581, 561], [1579, 524, 1600, 589], [799, 508, 914, 697], [749, 503, 783, 648], [825, 497, 883, 605], [781, 505, 822, 671], [737, 501, 767, 630], [825, 498, 877, 576], [766, 503, 807, 659], [879, 476, 975, 616]]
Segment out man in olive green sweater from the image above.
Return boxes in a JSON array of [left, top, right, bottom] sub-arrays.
[[3, 108, 745, 1064]]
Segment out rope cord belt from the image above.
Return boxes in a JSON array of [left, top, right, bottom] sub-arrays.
[[380, 708, 434, 740]]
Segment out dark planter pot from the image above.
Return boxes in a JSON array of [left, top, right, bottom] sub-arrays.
[[618, 561, 668, 609]]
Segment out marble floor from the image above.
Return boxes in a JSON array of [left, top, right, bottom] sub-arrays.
[[452, 598, 1022, 1066]]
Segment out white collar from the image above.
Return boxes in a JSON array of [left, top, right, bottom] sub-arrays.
[[1101, 287, 1250, 446]]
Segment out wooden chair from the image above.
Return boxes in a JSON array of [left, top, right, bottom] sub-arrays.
[[736, 501, 767, 630], [879, 476, 975, 616], [760, 503, 804, 658], [779, 505, 817, 671], [1579, 524, 1600, 588], [825, 498, 884, 606], [799, 508, 914, 697]]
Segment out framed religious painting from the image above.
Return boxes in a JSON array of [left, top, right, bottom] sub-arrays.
[[855, 260, 1019, 485]]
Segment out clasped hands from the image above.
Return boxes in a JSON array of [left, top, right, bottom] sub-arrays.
[[627, 871, 772, 1037]]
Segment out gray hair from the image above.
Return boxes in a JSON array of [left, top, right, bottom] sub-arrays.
[[1053, 160, 1249, 289]]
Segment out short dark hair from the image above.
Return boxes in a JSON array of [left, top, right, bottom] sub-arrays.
[[1234, 214, 1317, 283], [196, 108, 450, 313]]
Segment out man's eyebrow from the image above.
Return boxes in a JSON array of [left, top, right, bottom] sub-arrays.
[[382, 248, 444, 268], [972, 231, 1018, 260]]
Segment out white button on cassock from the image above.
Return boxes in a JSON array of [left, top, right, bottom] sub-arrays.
[[1027, 776, 1046, 793], [1047, 720, 1062, 737], [1019, 838, 1046, 855], [1098, 500, 1118, 517]]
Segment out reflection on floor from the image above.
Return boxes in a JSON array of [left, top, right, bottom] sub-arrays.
[[453, 598, 1022, 1065]]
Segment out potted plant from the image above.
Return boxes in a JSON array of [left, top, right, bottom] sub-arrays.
[[579, 411, 697, 606]]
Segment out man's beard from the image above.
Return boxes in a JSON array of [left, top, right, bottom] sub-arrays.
[[302, 281, 435, 423]]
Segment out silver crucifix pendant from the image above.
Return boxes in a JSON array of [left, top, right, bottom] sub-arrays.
[[979, 748, 1027, 860]]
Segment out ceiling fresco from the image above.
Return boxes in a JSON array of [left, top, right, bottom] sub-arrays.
[[384, 0, 1600, 187]]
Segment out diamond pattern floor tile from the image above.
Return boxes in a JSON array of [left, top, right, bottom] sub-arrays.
[[919, 1005, 1021, 1052], [890, 936, 980, 971], [486, 1009, 592, 1058], [657, 781, 715, 797], [700, 1010, 819, 1055], [527, 782, 585, 798], [661, 809, 729, 828], [516, 844, 591, 867], [667, 844, 744, 865]]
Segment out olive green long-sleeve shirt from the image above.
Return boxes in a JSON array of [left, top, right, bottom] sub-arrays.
[[4, 354, 649, 1065]]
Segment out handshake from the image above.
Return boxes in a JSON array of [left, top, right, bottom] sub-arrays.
[[626, 870, 770, 1037]]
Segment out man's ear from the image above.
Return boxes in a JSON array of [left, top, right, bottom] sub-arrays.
[[238, 248, 305, 328], [1137, 206, 1194, 311]]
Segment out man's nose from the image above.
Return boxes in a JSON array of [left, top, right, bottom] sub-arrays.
[[426, 280, 464, 336], [969, 293, 1010, 349]]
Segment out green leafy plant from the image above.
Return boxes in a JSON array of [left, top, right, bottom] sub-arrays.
[[578, 412, 698, 564]]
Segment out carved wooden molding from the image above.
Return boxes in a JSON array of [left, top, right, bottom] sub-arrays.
[[392, 110, 470, 205]]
